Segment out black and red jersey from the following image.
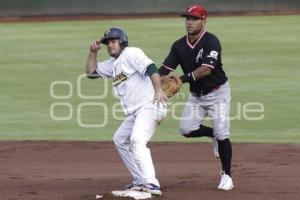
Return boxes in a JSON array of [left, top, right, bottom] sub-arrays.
[[160, 30, 228, 96]]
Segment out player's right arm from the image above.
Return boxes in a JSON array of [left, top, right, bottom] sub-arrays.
[[159, 43, 179, 76], [86, 40, 101, 78]]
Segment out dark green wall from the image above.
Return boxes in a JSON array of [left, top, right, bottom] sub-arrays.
[[0, 0, 299, 17]]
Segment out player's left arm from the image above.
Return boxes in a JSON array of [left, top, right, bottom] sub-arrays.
[[181, 38, 221, 83], [189, 65, 212, 81], [179, 64, 212, 83], [146, 64, 168, 105], [127, 48, 168, 105]]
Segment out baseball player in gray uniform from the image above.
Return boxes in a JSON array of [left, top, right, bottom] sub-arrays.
[[159, 5, 234, 190], [86, 27, 167, 196]]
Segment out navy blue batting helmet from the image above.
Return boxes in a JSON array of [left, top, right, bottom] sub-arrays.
[[100, 27, 128, 48]]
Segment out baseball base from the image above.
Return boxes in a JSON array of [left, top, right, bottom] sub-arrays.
[[111, 190, 152, 199], [95, 194, 104, 199]]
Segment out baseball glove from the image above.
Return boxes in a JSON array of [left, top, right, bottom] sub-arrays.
[[161, 76, 182, 98]]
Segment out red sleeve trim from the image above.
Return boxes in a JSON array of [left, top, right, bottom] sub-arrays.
[[202, 64, 215, 69], [162, 64, 175, 71]]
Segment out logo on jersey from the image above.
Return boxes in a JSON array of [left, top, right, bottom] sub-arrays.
[[196, 48, 203, 63], [113, 72, 128, 86], [207, 51, 218, 60]]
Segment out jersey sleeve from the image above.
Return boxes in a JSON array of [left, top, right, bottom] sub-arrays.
[[126, 48, 154, 75], [160, 43, 179, 74], [96, 59, 113, 78], [202, 37, 221, 69]]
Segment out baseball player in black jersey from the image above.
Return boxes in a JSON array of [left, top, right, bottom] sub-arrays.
[[159, 4, 234, 190]]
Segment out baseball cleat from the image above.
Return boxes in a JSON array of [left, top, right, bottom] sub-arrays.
[[212, 137, 220, 158], [218, 171, 234, 190], [125, 182, 143, 191], [140, 183, 162, 196]]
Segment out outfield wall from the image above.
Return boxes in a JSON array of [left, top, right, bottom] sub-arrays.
[[0, 0, 299, 17]]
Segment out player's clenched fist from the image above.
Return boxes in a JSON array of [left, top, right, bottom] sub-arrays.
[[90, 40, 101, 52]]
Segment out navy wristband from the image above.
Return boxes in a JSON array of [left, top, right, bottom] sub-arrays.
[[180, 73, 194, 83]]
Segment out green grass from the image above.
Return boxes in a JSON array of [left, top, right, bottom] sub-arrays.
[[0, 15, 299, 143]]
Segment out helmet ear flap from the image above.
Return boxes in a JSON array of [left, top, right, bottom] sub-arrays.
[[120, 40, 128, 49], [119, 40, 123, 48]]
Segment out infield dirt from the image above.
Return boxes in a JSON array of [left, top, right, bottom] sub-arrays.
[[0, 141, 299, 200]]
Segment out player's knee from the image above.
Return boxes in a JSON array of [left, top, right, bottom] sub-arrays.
[[180, 131, 192, 138], [112, 137, 120, 147], [217, 138, 230, 143], [129, 136, 139, 145], [129, 138, 146, 152], [129, 140, 138, 152], [180, 127, 194, 137], [214, 133, 230, 141], [113, 135, 126, 148], [180, 124, 192, 136]]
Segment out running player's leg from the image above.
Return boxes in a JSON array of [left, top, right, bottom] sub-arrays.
[[179, 94, 213, 137], [207, 83, 233, 190], [113, 115, 144, 186], [130, 103, 167, 186], [207, 82, 232, 176], [209, 100, 232, 174]]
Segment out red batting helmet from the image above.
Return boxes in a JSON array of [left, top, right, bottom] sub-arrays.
[[181, 4, 207, 19]]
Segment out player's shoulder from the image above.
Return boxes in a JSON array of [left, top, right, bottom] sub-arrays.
[[99, 57, 114, 65], [170, 36, 186, 49], [174, 36, 186, 45], [204, 31, 221, 43], [122, 47, 145, 56]]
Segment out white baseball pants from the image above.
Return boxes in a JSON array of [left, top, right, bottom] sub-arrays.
[[113, 102, 167, 186], [180, 81, 231, 140]]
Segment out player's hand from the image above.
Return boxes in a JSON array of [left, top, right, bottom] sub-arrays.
[[153, 89, 168, 107], [90, 40, 101, 52]]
